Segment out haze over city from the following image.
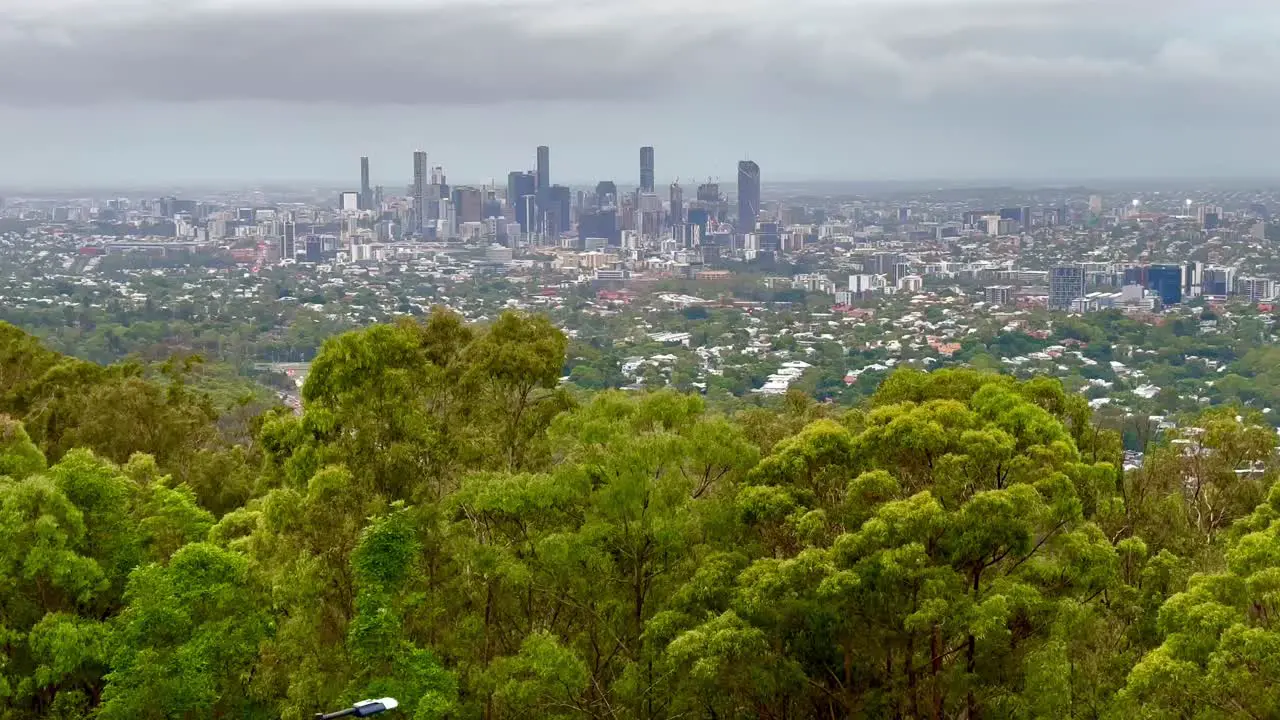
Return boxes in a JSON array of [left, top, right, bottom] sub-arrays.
[[1, 0, 1279, 187]]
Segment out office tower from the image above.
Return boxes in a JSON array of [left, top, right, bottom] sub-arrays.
[[339, 192, 360, 212], [422, 165, 447, 225], [536, 146, 550, 191], [453, 187, 483, 224], [640, 146, 655, 193], [1049, 265, 1086, 310], [578, 208, 619, 247], [507, 171, 537, 233], [687, 208, 710, 240], [756, 222, 780, 252], [438, 198, 456, 238], [360, 156, 371, 210], [637, 192, 662, 236], [412, 150, 428, 233], [673, 223, 700, 248], [595, 181, 618, 207], [280, 217, 297, 259], [999, 206, 1031, 227], [535, 145, 551, 232], [737, 160, 761, 231], [669, 181, 684, 225], [482, 198, 503, 220], [696, 181, 720, 203], [1202, 266, 1235, 297], [1147, 264, 1183, 305], [545, 185, 571, 238], [962, 210, 995, 227], [304, 235, 323, 263], [519, 196, 537, 237]]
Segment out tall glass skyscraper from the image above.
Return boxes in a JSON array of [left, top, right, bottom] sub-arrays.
[[640, 146, 655, 194], [359, 156, 371, 211], [412, 150, 428, 232], [737, 160, 760, 232]]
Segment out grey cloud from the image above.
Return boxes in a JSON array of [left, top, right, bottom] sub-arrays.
[[0, 0, 1278, 106]]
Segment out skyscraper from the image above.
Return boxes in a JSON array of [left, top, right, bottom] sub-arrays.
[[425, 165, 448, 225], [453, 187, 483, 224], [595, 181, 618, 207], [535, 146, 550, 233], [280, 216, 297, 260], [640, 146, 655, 194], [536, 146, 550, 193], [360, 156, 371, 211], [1049, 265, 1086, 310], [412, 150, 428, 233], [669, 181, 684, 225], [737, 160, 760, 232], [507, 171, 537, 233]]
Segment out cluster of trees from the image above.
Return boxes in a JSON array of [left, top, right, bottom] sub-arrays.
[[3, 311, 1280, 719]]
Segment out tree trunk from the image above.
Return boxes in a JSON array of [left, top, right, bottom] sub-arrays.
[[931, 624, 943, 720], [907, 632, 918, 719]]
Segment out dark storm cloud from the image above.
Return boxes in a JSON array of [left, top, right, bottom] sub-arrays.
[[1, 0, 1278, 106]]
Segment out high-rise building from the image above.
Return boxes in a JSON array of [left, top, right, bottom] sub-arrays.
[[438, 198, 456, 238], [640, 146, 655, 193], [687, 208, 710, 240], [984, 286, 1013, 305], [596, 181, 618, 207], [737, 160, 761, 231], [360, 156, 372, 210], [544, 185, 571, 238], [507, 171, 537, 233], [1049, 265, 1086, 310], [453, 187, 483, 224], [579, 209, 619, 247], [669, 182, 684, 225], [423, 165, 448, 225], [1146, 264, 1183, 306], [535, 146, 551, 233], [756, 222, 780, 252], [696, 181, 720, 203], [412, 150, 429, 233], [1237, 276, 1276, 301], [536, 146, 550, 192], [280, 217, 297, 260], [304, 235, 323, 263], [1202, 266, 1235, 297], [999, 206, 1032, 228]]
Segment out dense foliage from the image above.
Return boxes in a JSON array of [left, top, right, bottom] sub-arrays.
[[3, 311, 1280, 719]]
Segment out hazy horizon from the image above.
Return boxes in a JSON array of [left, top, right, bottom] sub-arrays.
[[2, 0, 1278, 188]]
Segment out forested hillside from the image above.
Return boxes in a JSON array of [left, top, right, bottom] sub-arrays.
[[3, 310, 1280, 720]]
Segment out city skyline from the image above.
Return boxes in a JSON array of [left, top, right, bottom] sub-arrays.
[[1, 0, 1279, 186]]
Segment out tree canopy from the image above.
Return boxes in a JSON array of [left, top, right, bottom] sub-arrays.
[[2, 312, 1280, 719]]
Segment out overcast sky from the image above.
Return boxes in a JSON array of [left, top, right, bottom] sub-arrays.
[[1, 0, 1277, 188]]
